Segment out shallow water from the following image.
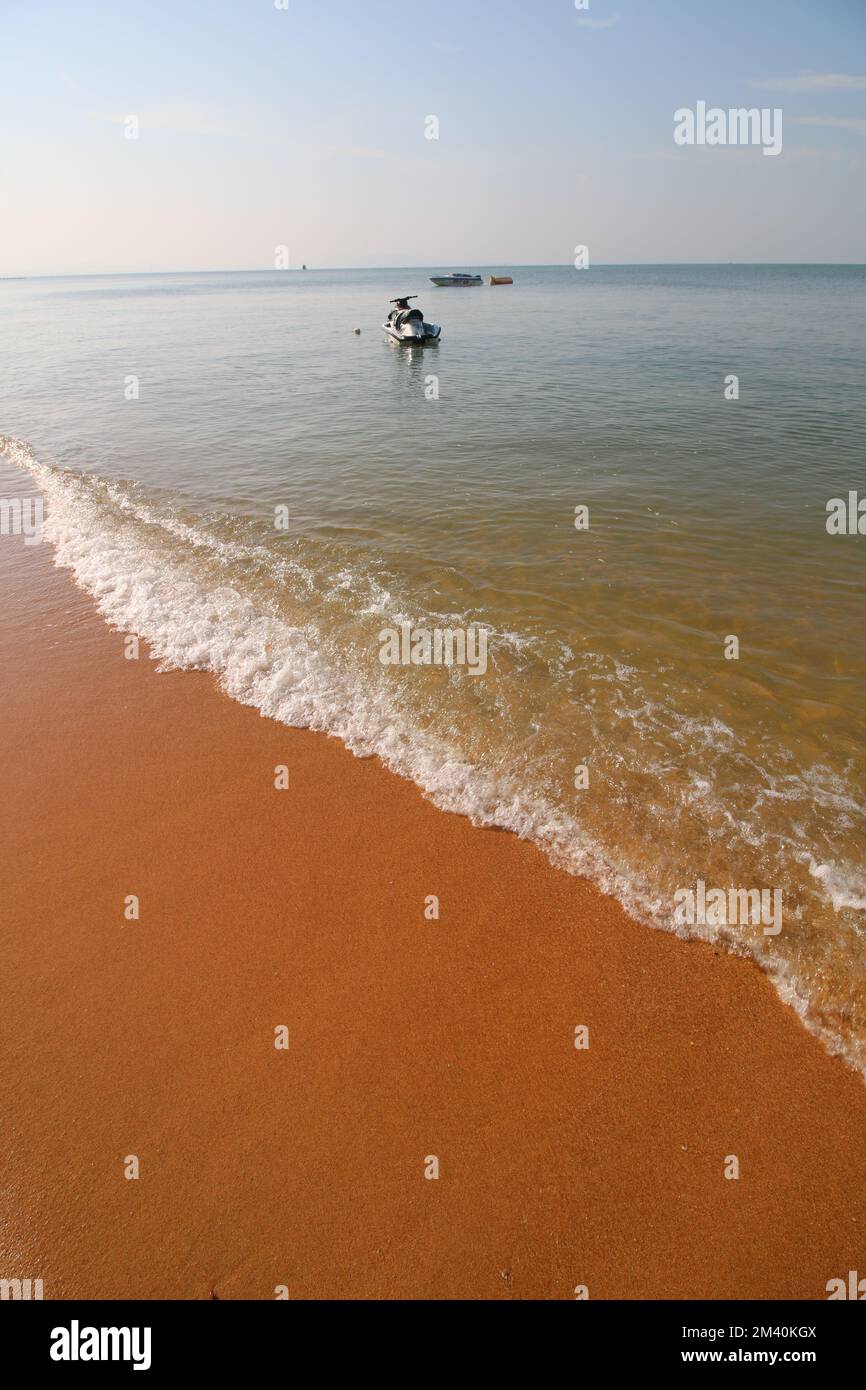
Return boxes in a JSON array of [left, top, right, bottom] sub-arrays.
[[1, 264, 864, 1070]]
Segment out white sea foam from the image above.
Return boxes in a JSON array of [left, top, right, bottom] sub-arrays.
[[2, 433, 864, 1079], [808, 860, 866, 914], [0, 438, 678, 926]]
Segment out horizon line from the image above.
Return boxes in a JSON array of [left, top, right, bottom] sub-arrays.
[[3, 260, 866, 282]]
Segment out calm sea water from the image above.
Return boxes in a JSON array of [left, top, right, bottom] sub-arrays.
[[1, 264, 865, 1070]]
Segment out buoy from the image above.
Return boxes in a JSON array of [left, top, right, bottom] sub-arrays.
[[354, 328, 361, 335]]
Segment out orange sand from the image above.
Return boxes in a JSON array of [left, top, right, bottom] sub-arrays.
[[1, 531, 865, 1300]]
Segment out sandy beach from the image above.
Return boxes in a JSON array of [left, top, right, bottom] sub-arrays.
[[1, 521, 864, 1301]]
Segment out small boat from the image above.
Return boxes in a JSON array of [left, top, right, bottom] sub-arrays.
[[430, 272, 483, 287], [489, 275, 513, 285]]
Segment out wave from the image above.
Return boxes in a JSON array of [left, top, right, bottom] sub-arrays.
[[2, 434, 864, 1080]]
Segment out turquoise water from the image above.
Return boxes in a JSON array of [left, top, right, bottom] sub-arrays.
[[1, 264, 865, 1070]]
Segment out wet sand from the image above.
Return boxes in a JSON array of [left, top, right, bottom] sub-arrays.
[[1, 523, 865, 1300]]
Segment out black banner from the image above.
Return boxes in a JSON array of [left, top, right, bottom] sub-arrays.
[[2, 1298, 859, 1374]]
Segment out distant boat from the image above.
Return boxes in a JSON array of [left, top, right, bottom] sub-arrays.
[[489, 275, 513, 285], [430, 272, 483, 287]]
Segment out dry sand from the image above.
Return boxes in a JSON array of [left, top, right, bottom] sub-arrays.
[[1, 528, 864, 1300]]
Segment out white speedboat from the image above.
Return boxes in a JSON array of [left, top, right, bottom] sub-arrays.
[[383, 296, 441, 343], [430, 272, 483, 287]]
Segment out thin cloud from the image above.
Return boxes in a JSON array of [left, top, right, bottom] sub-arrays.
[[783, 144, 843, 161], [59, 70, 83, 96], [631, 149, 681, 162], [321, 145, 390, 161], [90, 102, 242, 137], [790, 115, 866, 132], [752, 72, 866, 92], [575, 12, 621, 30]]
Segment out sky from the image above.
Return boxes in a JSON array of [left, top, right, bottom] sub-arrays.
[[1, 0, 865, 274]]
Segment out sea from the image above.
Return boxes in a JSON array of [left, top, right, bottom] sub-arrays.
[[1, 263, 864, 1072]]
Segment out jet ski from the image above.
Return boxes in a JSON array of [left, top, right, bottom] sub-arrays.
[[383, 296, 441, 344]]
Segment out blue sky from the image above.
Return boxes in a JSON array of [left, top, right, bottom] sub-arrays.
[[1, 0, 864, 273]]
